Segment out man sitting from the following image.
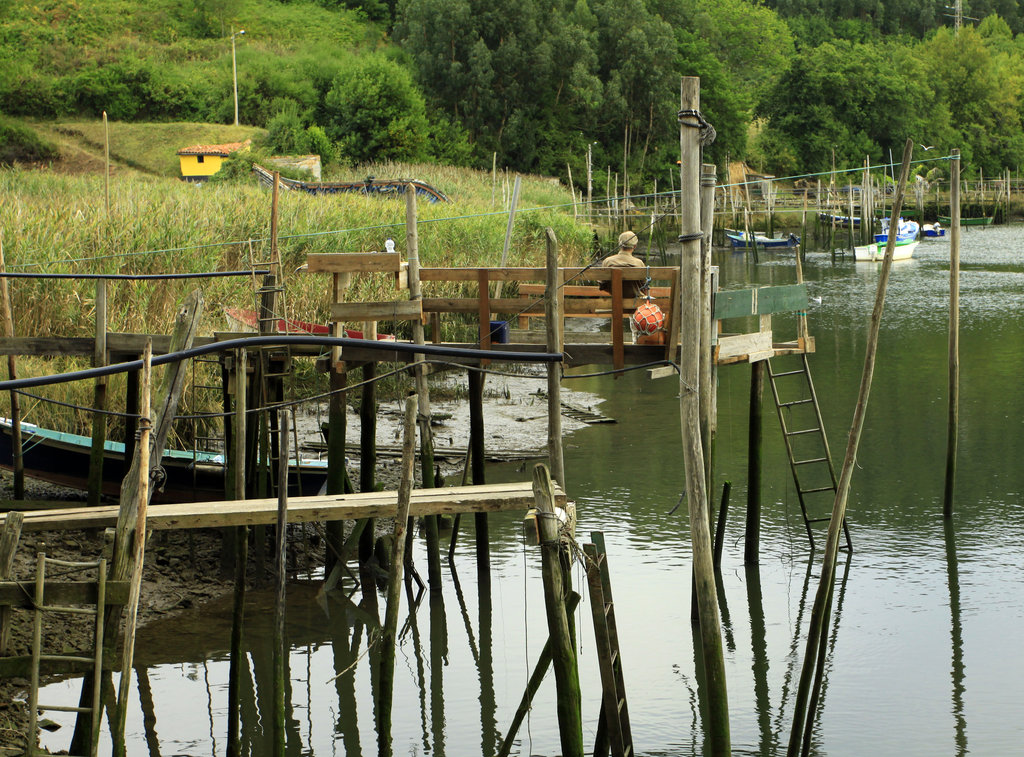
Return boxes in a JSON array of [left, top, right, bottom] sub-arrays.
[[599, 230, 649, 299]]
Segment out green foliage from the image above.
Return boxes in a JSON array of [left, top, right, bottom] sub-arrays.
[[323, 56, 429, 164], [0, 116, 60, 164]]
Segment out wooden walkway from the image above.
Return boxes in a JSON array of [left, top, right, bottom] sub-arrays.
[[19, 481, 560, 532]]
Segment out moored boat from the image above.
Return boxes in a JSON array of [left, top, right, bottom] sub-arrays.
[[875, 218, 919, 243], [853, 239, 919, 262], [938, 214, 994, 226], [725, 230, 799, 249], [0, 418, 328, 503], [253, 164, 449, 203], [922, 223, 947, 238]]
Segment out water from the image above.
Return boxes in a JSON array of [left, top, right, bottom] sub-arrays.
[[39, 226, 1024, 755]]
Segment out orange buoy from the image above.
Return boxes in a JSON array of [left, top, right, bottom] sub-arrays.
[[632, 301, 665, 335]]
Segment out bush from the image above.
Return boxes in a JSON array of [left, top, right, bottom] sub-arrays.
[[0, 117, 59, 165]]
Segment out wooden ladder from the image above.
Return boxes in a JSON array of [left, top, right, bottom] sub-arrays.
[[28, 554, 106, 757], [584, 532, 633, 757], [767, 354, 852, 551]]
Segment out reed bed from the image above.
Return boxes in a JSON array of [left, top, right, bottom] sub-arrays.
[[0, 165, 591, 440]]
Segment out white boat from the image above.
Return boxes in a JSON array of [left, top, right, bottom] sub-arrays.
[[853, 239, 920, 262]]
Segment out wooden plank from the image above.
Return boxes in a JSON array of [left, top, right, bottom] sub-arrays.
[[423, 297, 670, 316], [306, 253, 402, 273], [517, 284, 672, 298], [716, 331, 772, 360], [0, 580, 129, 608], [417, 266, 678, 283], [757, 283, 808, 315], [20, 482, 563, 532], [713, 289, 756, 320], [330, 300, 423, 322], [0, 654, 106, 678]]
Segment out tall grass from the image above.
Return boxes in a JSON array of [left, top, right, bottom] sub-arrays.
[[0, 164, 592, 441]]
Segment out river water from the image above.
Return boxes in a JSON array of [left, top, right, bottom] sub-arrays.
[[39, 225, 1024, 755]]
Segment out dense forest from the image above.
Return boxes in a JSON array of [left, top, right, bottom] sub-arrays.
[[2, 0, 1024, 186]]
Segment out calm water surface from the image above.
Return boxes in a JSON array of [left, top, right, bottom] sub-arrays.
[[40, 225, 1024, 755]]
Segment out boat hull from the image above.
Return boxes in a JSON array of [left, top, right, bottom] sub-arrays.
[[725, 232, 799, 249], [0, 420, 328, 503], [854, 240, 919, 262], [938, 215, 994, 226]]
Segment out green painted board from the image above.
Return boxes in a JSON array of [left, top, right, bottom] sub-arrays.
[[757, 283, 808, 314], [714, 289, 756, 319]]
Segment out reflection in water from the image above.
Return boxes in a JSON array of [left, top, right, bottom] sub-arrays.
[[944, 519, 968, 756], [38, 226, 1024, 755]]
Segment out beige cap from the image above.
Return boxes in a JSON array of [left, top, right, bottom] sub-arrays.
[[618, 231, 639, 249]]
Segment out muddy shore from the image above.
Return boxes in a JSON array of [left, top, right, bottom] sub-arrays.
[[0, 370, 604, 753]]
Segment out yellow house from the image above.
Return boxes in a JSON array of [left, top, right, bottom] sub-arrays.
[[176, 139, 251, 181]]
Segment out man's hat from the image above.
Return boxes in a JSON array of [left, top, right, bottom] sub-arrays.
[[618, 231, 639, 249]]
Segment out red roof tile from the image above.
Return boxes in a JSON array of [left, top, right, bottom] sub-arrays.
[[176, 139, 251, 157]]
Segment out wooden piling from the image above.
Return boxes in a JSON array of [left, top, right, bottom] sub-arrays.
[[679, 76, 730, 754], [532, 463, 583, 757], [88, 279, 107, 507], [377, 395, 417, 754], [468, 369, 489, 577], [273, 411, 289, 756], [787, 139, 916, 757], [544, 228, 565, 486], [944, 149, 961, 519], [114, 340, 152, 755], [713, 482, 731, 570], [359, 362, 377, 566], [0, 511, 24, 656], [744, 361, 764, 565], [227, 349, 247, 756], [0, 233, 23, 499], [406, 187, 442, 589], [700, 163, 717, 495]]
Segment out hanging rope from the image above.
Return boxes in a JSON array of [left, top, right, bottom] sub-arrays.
[[678, 108, 717, 147]]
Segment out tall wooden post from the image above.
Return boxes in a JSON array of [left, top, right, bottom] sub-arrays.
[[406, 187, 442, 589], [544, 228, 565, 486], [114, 341, 152, 756], [0, 234, 23, 499], [468, 369, 488, 578], [699, 163, 717, 496], [377, 395, 417, 753], [679, 76, 730, 754], [273, 412, 289, 756], [88, 279, 108, 507], [359, 362, 377, 568], [533, 464, 583, 756], [0, 511, 24, 656], [944, 149, 961, 519], [226, 350, 247, 757], [787, 139, 915, 756], [744, 361, 764, 565]]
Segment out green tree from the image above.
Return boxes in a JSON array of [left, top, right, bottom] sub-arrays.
[[322, 56, 429, 164]]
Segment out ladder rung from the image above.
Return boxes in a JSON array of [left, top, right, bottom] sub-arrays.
[[800, 486, 835, 494], [38, 704, 94, 714], [610, 649, 619, 666], [617, 697, 627, 714], [786, 427, 821, 436], [39, 605, 96, 616], [779, 398, 813, 407], [794, 457, 828, 465], [808, 517, 833, 523], [604, 602, 613, 616], [770, 369, 805, 377], [40, 654, 93, 664]]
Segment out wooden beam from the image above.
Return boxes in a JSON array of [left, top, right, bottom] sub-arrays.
[[306, 253, 402, 274], [330, 300, 423, 321], [417, 266, 678, 282], [20, 482, 564, 532], [0, 580, 129, 608]]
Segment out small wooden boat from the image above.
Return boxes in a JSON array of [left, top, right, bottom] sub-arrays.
[[922, 223, 947, 238], [223, 308, 396, 341], [0, 418, 328, 503], [938, 215, 994, 226], [253, 164, 449, 203], [725, 231, 800, 249], [853, 239, 919, 262]]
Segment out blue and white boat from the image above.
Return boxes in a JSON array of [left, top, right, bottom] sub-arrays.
[[922, 222, 947, 238], [875, 218, 920, 244], [725, 230, 799, 250]]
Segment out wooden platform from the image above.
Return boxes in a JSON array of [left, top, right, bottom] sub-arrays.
[[18, 481, 562, 532]]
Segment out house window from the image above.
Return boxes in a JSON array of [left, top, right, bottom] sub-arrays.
[[197, 155, 205, 164]]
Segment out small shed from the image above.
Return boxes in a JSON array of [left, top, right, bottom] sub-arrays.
[[176, 139, 251, 181]]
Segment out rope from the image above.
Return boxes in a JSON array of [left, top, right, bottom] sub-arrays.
[[678, 108, 717, 147]]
